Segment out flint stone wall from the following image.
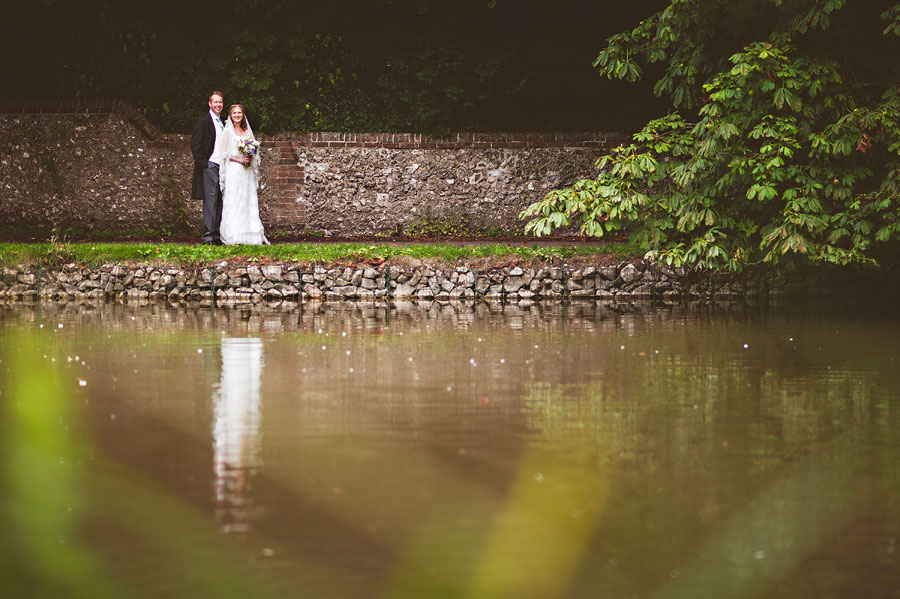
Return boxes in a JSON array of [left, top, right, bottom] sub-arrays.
[[0, 103, 281, 233], [298, 145, 603, 235], [1, 101, 625, 236], [0, 261, 802, 305]]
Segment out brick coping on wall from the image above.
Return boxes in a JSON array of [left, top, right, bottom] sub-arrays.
[[1, 100, 630, 150]]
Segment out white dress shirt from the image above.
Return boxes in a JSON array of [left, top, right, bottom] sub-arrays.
[[209, 110, 225, 166]]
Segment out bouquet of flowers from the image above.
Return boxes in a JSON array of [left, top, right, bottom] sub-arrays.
[[237, 138, 260, 168]]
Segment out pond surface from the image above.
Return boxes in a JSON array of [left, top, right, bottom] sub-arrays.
[[1, 300, 898, 598]]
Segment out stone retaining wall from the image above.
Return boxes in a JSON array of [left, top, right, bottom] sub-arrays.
[[1, 101, 626, 237], [0, 261, 790, 304]]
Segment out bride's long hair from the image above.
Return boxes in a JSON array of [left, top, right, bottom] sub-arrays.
[[228, 104, 248, 131], [218, 105, 258, 192]]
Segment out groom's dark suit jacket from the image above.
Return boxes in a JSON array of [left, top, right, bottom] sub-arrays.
[[190, 111, 221, 200]]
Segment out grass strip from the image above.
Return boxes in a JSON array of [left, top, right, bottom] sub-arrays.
[[0, 242, 640, 268]]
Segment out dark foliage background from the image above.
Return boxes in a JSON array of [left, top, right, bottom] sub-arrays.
[[10, 0, 667, 134]]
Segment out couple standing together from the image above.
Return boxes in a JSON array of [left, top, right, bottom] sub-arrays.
[[191, 91, 268, 245]]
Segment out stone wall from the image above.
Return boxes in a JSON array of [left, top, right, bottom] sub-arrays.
[[0, 261, 784, 304], [297, 144, 601, 235], [0, 101, 282, 234], [1, 101, 626, 237]]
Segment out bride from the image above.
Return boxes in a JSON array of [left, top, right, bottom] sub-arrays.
[[217, 104, 269, 245]]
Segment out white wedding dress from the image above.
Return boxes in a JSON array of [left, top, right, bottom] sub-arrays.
[[218, 120, 269, 245]]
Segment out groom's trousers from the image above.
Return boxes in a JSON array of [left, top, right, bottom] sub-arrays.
[[201, 161, 223, 244]]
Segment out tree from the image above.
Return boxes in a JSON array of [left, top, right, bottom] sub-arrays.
[[521, 0, 900, 270], [11, 1, 665, 134]]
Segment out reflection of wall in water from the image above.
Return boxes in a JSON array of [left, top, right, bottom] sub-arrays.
[[9, 301, 757, 337], [213, 337, 264, 535]]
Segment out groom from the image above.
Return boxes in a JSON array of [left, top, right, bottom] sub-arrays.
[[191, 90, 225, 245]]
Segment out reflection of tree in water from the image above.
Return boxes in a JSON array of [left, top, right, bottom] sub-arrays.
[[213, 337, 264, 535]]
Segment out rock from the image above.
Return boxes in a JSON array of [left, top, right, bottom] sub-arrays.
[[620, 264, 639, 283], [303, 283, 323, 298], [475, 276, 490, 294], [393, 283, 416, 297], [262, 265, 283, 281], [504, 277, 524, 292], [599, 266, 618, 280]]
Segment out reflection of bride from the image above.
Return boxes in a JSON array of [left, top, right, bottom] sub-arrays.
[[213, 337, 264, 535], [216, 104, 269, 245]]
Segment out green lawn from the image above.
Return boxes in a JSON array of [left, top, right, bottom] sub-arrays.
[[0, 242, 641, 268]]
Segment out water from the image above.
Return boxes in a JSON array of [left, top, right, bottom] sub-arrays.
[[1, 300, 898, 598]]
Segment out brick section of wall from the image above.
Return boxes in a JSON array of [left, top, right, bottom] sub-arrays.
[[267, 141, 306, 226]]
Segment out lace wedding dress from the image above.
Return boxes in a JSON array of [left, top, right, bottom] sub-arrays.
[[218, 121, 269, 246]]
